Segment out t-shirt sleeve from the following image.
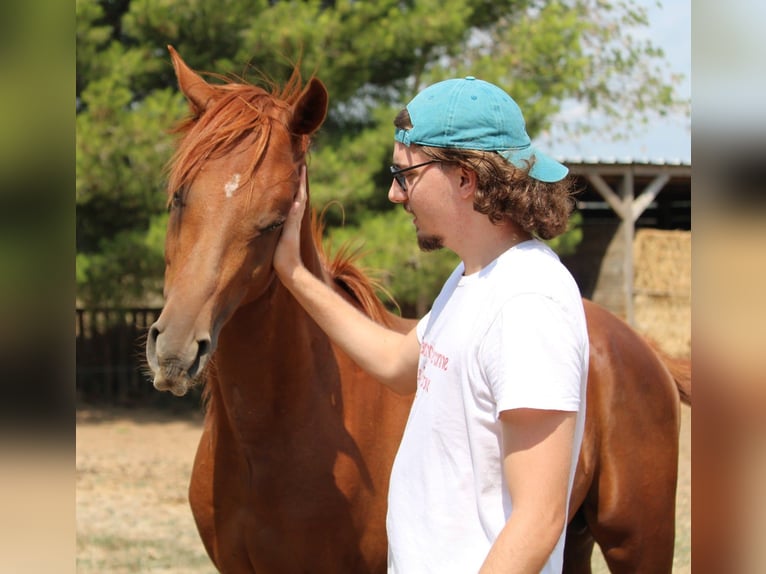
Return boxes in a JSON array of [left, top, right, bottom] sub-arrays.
[[416, 311, 431, 344], [478, 293, 586, 418]]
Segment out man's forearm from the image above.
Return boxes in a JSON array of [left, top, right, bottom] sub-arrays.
[[280, 264, 417, 394], [479, 509, 565, 574]]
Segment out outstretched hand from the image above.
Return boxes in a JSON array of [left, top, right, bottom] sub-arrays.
[[273, 165, 308, 281]]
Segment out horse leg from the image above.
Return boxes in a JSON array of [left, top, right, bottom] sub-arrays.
[[578, 301, 681, 573], [188, 419, 218, 567], [584, 444, 679, 573], [563, 508, 595, 574]]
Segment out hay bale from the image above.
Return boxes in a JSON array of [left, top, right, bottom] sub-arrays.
[[634, 229, 691, 296], [634, 294, 691, 358], [633, 229, 691, 358]]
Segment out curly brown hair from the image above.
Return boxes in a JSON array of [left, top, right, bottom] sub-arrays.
[[394, 109, 578, 240]]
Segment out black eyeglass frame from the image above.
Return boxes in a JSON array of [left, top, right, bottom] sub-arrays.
[[389, 160, 441, 191]]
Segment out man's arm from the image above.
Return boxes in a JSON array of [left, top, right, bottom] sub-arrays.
[[480, 408, 576, 573], [273, 168, 419, 395]]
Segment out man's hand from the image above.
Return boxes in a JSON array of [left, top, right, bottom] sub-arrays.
[[273, 165, 308, 281]]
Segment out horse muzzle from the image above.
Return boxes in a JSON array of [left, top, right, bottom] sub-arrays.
[[146, 321, 212, 396]]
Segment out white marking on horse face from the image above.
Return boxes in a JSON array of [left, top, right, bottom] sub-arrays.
[[224, 173, 241, 198]]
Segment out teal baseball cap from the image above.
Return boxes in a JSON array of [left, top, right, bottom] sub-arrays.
[[394, 77, 568, 183]]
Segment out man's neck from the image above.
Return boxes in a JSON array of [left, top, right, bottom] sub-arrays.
[[456, 218, 532, 276]]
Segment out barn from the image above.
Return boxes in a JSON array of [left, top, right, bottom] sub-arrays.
[[560, 158, 691, 358]]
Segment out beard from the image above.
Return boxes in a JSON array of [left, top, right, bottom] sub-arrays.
[[417, 233, 444, 252]]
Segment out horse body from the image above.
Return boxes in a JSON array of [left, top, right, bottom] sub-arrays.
[[144, 47, 413, 572], [564, 300, 686, 573], [146, 47, 690, 573]]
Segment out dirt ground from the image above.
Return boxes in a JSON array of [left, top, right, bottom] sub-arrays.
[[76, 407, 213, 573], [76, 405, 691, 573]]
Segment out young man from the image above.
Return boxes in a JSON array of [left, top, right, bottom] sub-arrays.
[[274, 77, 588, 573]]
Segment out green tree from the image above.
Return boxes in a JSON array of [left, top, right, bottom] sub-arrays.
[[76, 65, 185, 304], [76, 0, 688, 311]]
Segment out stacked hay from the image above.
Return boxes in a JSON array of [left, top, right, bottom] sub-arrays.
[[633, 229, 691, 358]]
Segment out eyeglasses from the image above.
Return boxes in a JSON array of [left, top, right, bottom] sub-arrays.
[[389, 160, 441, 192]]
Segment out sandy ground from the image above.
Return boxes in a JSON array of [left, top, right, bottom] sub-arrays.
[[76, 405, 691, 573], [76, 407, 213, 573]]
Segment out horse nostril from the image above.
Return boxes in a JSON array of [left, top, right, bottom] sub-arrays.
[[198, 338, 211, 358], [188, 338, 212, 378], [146, 324, 162, 372]]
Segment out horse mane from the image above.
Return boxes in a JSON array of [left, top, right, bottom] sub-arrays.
[[166, 67, 311, 204], [310, 210, 398, 328]]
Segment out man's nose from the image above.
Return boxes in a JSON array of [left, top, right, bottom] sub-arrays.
[[388, 181, 406, 204]]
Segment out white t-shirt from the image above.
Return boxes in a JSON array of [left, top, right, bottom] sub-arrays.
[[387, 239, 589, 574]]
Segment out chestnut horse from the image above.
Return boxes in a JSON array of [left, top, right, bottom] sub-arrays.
[[146, 47, 690, 573]]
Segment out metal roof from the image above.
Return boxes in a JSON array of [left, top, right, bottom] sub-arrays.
[[558, 156, 690, 167], [559, 157, 691, 178]]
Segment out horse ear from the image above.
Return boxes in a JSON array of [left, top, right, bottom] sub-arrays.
[[168, 45, 216, 115], [290, 78, 328, 136]]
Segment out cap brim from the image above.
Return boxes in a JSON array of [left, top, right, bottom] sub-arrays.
[[499, 147, 568, 183]]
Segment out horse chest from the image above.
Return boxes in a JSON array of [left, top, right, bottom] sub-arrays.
[[194, 440, 383, 573]]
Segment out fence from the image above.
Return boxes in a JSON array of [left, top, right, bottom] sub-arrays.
[[76, 308, 202, 407]]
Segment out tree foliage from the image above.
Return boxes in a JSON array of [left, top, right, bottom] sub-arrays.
[[76, 0, 688, 310]]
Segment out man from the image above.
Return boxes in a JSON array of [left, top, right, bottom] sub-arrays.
[[274, 77, 588, 573]]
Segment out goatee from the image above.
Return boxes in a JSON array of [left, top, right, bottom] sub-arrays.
[[417, 234, 444, 252]]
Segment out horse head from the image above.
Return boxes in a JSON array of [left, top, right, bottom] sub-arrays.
[[146, 47, 328, 396]]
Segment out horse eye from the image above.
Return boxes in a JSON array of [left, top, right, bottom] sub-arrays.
[[169, 190, 185, 212], [260, 220, 285, 234]]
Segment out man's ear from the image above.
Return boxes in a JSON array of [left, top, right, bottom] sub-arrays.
[[457, 166, 478, 199]]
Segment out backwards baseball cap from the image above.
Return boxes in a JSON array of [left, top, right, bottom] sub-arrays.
[[394, 77, 568, 183]]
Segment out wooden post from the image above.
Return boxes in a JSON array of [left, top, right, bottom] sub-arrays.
[[620, 172, 635, 325]]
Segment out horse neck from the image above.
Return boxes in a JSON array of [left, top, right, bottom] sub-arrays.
[[208, 243, 342, 441]]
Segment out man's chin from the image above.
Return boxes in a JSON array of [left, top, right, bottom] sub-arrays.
[[417, 234, 444, 252]]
